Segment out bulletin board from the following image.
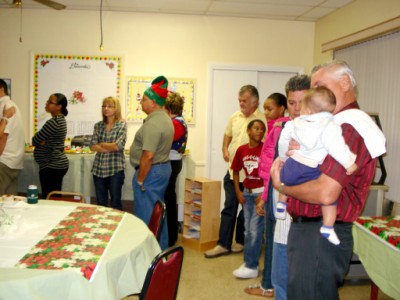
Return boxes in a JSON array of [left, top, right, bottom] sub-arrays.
[[31, 54, 121, 138], [125, 76, 195, 124]]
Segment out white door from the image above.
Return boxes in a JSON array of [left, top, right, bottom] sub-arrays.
[[206, 65, 302, 211]]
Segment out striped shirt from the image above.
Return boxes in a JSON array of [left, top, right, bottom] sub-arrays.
[[287, 102, 377, 223], [32, 115, 68, 170], [90, 120, 127, 178]]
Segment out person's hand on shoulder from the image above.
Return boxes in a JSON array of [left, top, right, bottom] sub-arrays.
[[3, 105, 15, 119]]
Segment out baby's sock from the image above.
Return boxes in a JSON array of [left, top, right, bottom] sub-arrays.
[[320, 225, 340, 245], [275, 201, 287, 219]]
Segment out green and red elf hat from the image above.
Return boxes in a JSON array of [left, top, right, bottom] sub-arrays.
[[144, 76, 169, 106]]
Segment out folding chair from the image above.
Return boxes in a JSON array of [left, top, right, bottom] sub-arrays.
[[148, 200, 166, 242], [46, 191, 85, 203], [133, 246, 184, 300]]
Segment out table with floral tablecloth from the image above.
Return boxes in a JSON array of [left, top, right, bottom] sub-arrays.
[[353, 216, 400, 300], [0, 200, 161, 300]]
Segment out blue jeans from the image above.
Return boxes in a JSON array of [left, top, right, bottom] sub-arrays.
[[133, 163, 171, 250], [93, 170, 125, 210], [261, 180, 276, 290], [243, 191, 264, 269], [218, 171, 244, 249], [272, 242, 288, 300]]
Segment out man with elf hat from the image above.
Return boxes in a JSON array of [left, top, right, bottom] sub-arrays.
[[130, 75, 174, 250]]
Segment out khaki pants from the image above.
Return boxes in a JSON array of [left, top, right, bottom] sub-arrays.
[[0, 162, 20, 195]]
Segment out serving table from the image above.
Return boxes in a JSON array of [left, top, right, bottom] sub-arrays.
[[0, 200, 161, 300], [353, 215, 400, 300]]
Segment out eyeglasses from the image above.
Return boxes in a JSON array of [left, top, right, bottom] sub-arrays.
[[102, 105, 115, 109], [46, 100, 58, 105]]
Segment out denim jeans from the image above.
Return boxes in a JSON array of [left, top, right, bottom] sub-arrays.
[[272, 242, 288, 300], [243, 191, 264, 269], [261, 180, 276, 290], [133, 163, 171, 250], [218, 171, 244, 249], [93, 170, 125, 210]]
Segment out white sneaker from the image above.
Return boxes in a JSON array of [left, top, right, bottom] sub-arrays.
[[233, 264, 258, 279]]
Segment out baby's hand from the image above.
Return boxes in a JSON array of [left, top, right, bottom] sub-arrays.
[[346, 163, 358, 175]]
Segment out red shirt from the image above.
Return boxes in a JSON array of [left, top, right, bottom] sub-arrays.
[[231, 143, 264, 189], [287, 102, 377, 222]]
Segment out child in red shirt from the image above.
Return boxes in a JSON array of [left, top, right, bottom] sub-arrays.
[[231, 119, 266, 279]]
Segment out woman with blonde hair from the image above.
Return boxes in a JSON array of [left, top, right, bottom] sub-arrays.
[[90, 96, 127, 210]]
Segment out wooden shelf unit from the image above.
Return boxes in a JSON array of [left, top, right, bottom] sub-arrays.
[[181, 177, 221, 251]]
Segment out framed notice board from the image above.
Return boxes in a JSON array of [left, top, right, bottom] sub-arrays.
[[125, 76, 195, 124], [31, 54, 121, 139]]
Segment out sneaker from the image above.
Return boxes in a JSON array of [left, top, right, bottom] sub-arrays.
[[231, 243, 244, 253], [204, 245, 230, 258], [233, 264, 258, 279]]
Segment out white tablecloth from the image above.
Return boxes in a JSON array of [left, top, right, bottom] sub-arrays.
[[0, 200, 161, 300], [18, 153, 189, 208], [18, 153, 135, 201]]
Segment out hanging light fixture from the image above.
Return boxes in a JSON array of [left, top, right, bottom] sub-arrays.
[[13, 0, 22, 8], [13, 0, 23, 42], [99, 0, 104, 51]]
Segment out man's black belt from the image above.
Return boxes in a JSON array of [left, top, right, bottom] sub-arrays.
[[291, 216, 345, 224], [134, 161, 170, 170]]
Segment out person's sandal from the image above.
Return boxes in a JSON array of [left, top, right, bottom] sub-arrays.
[[244, 283, 274, 298]]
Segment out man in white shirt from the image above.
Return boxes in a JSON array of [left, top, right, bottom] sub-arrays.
[[0, 79, 25, 195]]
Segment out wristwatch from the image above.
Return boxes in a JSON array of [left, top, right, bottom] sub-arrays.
[[137, 181, 145, 192], [278, 182, 285, 195]]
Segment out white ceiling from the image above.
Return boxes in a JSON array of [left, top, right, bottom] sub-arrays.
[[0, 0, 354, 21]]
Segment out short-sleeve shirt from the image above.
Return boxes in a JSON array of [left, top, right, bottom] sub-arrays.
[[90, 120, 127, 178], [287, 103, 377, 222], [130, 109, 174, 167], [0, 96, 25, 170], [225, 109, 266, 180], [231, 143, 264, 189]]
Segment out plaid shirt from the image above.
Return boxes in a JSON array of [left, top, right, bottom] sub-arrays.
[[287, 102, 377, 222], [90, 120, 127, 178]]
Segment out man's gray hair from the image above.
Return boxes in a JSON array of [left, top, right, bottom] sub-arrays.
[[239, 85, 259, 106], [312, 60, 357, 90], [285, 74, 311, 96]]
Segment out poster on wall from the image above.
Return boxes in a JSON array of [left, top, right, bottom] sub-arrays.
[[31, 54, 121, 139], [125, 76, 195, 124]]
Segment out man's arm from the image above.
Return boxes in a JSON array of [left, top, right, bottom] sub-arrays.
[[137, 150, 155, 184], [222, 134, 232, 162], [270, 157, 342, 205], [0, 119, 6, 139], [0, 106, 15, 138], [0, 133, 7, 155]]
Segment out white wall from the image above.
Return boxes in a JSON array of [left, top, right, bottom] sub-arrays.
[[0, 9, 314, 176]]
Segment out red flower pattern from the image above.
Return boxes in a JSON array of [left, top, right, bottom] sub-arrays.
[[15, 206, 124, 280], [356, 216, 400, 249]]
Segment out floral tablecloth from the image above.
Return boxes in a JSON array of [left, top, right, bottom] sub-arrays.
[[355, 215, 400, 249], [15, 206, 125, 281]]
